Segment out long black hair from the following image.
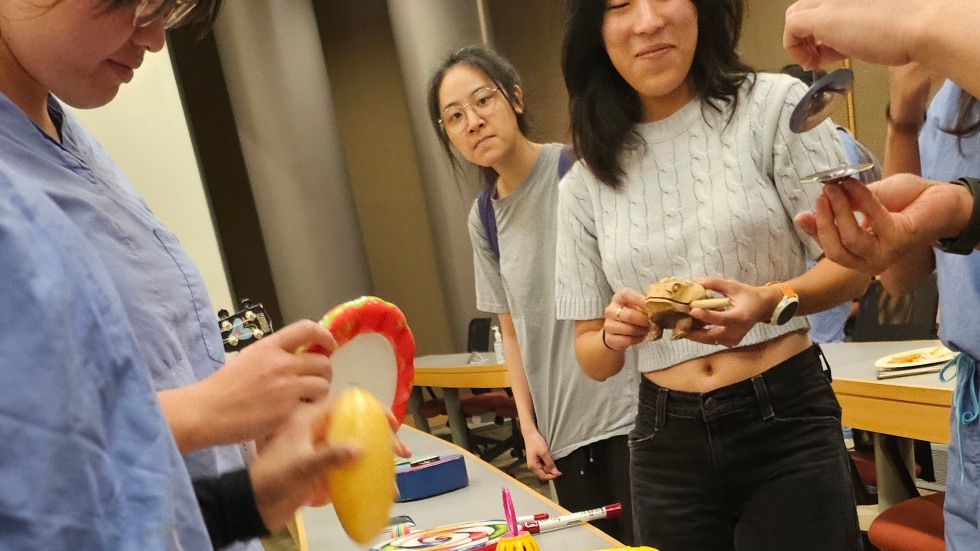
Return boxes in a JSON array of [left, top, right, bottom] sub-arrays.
[[426, 45, 530, 192], [562, 0, 753, 188]]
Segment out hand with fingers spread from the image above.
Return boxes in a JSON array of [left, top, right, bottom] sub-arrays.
[[162, 319, 338, 452], [685, 277, 778, 348], [794, 175, 974, 275], [602, 288, 653, 352]]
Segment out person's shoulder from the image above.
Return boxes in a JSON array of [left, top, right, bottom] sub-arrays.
[[748, 72, 804, 101], [558, 159, 594, 193]]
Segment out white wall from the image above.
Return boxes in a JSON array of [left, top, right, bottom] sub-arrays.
[[67, 45, 235, 314]]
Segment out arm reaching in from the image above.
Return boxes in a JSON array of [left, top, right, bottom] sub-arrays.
[[784, 0, 980, 98], [160, 319, 337, 453], [686, 262, 869, 348], [794, 176, 974, 276]]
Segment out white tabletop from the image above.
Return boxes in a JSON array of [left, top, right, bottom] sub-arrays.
[[415, 352, 503, 368], [820, 340, 956, 389], [301, 427, 621, 551]]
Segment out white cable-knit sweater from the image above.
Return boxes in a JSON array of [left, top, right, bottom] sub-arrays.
[[555, 73, 847, 373]]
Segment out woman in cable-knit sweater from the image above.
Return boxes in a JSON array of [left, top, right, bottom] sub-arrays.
[[426, 46, 637, 543], [555, 0, 870, 549]]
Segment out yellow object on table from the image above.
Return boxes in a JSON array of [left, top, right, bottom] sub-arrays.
[[496, 533, 541, 551]]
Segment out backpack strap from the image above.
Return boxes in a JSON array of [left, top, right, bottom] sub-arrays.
[[557, 143, 577, 180], [479, 144, 577, 262], [477, 189, 500, 261]]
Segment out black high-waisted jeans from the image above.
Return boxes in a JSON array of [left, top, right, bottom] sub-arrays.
[[629, 345, 861, 551]]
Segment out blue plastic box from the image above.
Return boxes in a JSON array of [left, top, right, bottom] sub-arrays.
[[395, 454, 469, 502]]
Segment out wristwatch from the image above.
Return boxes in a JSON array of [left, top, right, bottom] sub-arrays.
[[935, 177, 980, 255], [766, 282, 800, 326]]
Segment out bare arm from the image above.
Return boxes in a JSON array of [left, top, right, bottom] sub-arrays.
[[795, 176, 974, 275], [784, 0, 980, 99], [160, 320, 336, 454], [498, 314, 559, 480], [689, 262, 869, 348], [573, 288, 651, 381], [788, 258, 871, 316], [877, 63, 937, 294]]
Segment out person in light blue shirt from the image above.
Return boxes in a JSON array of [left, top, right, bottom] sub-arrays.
[[0, 1, 355, 548], [884, 77, 980, 551], [0, 171, 212, 550], [0, 172, 364, 548]]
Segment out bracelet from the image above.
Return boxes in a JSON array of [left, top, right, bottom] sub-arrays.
[[601, 328, 617, 351], [935, 177, 980, 255], [885, 102, 926, 134]]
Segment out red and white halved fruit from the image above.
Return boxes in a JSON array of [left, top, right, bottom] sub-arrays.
[[318, 296, 415, 424]]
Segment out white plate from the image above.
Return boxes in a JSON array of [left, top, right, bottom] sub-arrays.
[[874, 345, 955, 369]]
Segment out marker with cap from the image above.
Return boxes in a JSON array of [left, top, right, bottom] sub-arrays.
[[514, 513, 549, 524], [520, 503, 622, 535]]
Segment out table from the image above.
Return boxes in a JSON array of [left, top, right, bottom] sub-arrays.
[[821, 340, 955, 509], [408, 353, 509, 451], [301, 426, 622, 551]]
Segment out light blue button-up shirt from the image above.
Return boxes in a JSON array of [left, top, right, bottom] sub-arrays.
[[921, 81, 980, 362], [0, 172, 212, 549], [0, 92, 258, 550]]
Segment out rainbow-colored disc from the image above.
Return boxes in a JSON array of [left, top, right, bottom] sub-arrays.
[[374, 520, 509, 551]]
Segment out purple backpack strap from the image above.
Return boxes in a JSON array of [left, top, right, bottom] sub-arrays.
[[557, 143, 577, 179], [479, 144, 576, 262], [477, 189, 500, 261]]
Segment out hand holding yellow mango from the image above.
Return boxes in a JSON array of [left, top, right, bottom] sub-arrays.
[[314, 386, 396, 544]]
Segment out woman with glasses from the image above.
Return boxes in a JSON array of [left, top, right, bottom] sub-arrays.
[[0, 1, 380, 548], [426, 45, 638, 544], [555, 0, 870, 549]]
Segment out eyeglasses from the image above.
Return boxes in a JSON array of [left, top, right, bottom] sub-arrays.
[[438, 87, 500, 133], [133, 0, 199, 30]]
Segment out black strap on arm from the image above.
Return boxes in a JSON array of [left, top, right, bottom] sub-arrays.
[[193, 469, 269, 550]]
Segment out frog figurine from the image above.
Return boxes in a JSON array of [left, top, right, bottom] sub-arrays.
[[644, 277, 731, 341]]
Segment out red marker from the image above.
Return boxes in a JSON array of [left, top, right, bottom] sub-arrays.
[[520, 503, 622, 534]]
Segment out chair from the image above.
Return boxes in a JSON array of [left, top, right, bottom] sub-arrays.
[[418, 318, 524, 467], [845, 274, 940, 502], [868, 491, 945, 551], [850, 274, 939, 342]]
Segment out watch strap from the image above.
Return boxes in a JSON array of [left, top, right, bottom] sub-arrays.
[[765, 282, 799, 326], [936, 177, 980, 255]]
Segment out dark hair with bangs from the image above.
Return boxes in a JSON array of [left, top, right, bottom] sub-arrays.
[[426, 45, 530, 193], [562, 0, 754, 188], [97, 0, 224, 32]]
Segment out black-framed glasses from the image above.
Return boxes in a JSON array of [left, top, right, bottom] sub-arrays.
[[438, 87, 500, 133], [133, 0, 199, 29]]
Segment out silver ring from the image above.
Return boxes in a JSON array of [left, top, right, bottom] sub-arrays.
[[615, 306, 623, 323]]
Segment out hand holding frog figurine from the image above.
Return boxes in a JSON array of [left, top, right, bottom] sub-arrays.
[[644, 278, 731, 341]]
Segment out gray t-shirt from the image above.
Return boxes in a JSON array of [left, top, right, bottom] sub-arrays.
[[555, 73, 848, 373], [468, 143, 638, 460]]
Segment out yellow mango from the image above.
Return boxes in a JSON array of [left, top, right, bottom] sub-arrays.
[[322, 386, 395, 544]]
